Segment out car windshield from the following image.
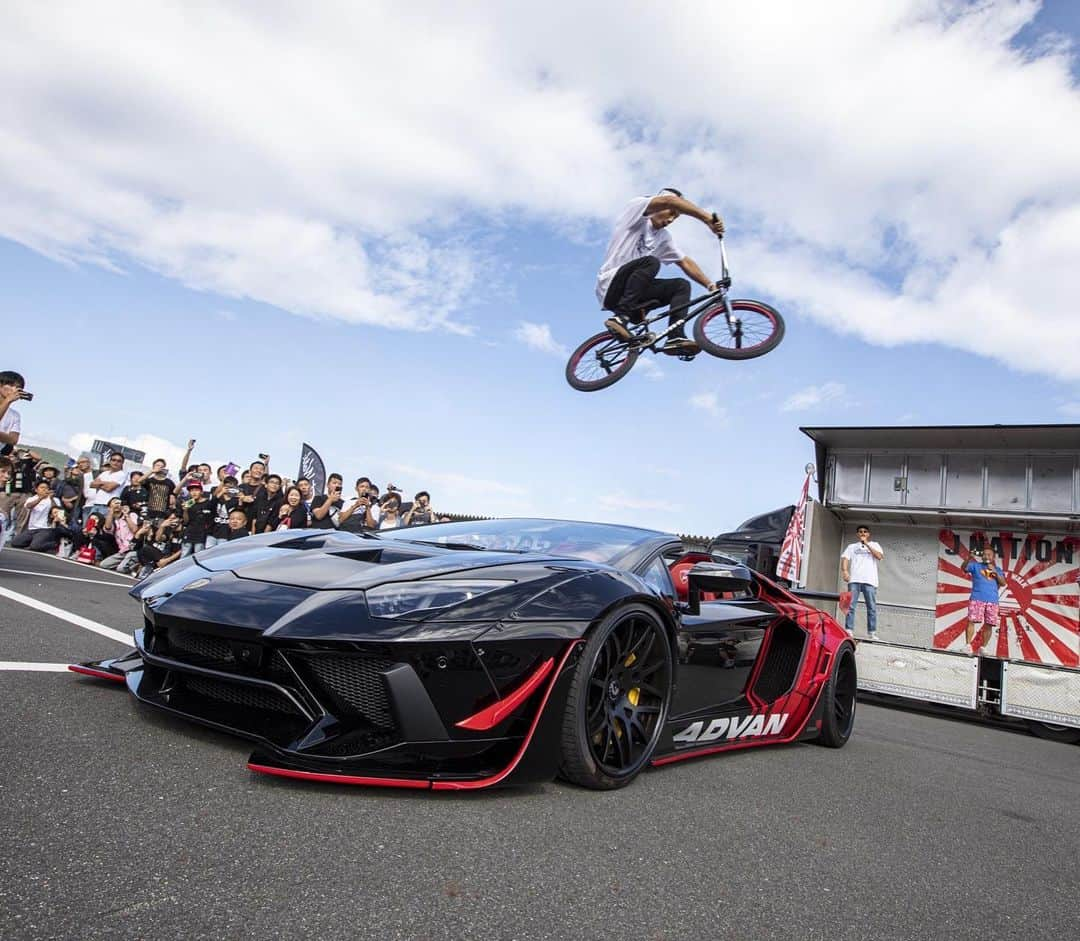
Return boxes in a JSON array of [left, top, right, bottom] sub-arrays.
[[378, 518, 662, 564]]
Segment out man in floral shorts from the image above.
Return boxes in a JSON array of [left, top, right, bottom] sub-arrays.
[[959, 544, 1007, 654]]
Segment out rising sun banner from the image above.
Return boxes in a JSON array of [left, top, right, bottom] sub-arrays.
[[934, 529, 1079, 667]]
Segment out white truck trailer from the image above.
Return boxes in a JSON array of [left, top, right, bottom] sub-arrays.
[[767, 425, 1079, 742]]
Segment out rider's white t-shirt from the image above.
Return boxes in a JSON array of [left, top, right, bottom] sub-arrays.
[[595, 197, 684, 307]]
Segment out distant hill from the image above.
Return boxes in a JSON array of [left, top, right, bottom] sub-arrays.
[[24, 443, 74, 470]]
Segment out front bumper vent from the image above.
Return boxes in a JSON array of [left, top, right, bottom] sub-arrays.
[[297, 654, 396, 728]]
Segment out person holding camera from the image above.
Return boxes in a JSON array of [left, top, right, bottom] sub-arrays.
[[404, 490, 436, 526], [2, 447, 41, 545], [374, 490, 404, 530], [99, 498, 140, 571], [339, 477, 376, 533], [11, 480, 62, 552], [120, 470, 149, 517], [310, 473, 345, 530], [208, 475, 242, 546], [134, 513, 183, 579], [0, 370, 28, 453]]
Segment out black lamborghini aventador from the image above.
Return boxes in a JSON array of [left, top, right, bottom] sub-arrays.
[[72, 518, 856, 790]]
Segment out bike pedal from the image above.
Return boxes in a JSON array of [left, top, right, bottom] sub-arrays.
[[676, 353, 698, 362]]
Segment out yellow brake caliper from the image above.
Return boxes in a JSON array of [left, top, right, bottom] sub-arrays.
[[625, 652, 640, 706]]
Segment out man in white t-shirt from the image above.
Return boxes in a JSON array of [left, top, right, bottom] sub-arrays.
[[840, 525, 885, 640], [596, 188, 725, 356], [85, 452, 128, 522]]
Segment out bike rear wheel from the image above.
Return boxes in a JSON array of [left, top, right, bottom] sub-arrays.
[[566, 332, 639, 391], [693, 298, 785, 360]]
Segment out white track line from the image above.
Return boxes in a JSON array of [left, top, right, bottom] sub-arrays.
[[2, 547, 135, 579], [0, 586, 132, 645], [0, 567, 132, 587], [0, 660, 72, 672]]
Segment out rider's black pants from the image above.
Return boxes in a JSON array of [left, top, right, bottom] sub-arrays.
[[604, 256, 692, 338]]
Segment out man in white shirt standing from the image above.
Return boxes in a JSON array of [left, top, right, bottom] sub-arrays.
[[596, 189, 725, 356], [840, 525, 885, 641], [85, 452, 128, 523]]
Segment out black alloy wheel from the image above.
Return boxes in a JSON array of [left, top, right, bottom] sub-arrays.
[[816, 643, 857, 748], [560, 605, 672, 789]]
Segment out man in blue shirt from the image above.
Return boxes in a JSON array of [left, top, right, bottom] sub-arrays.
[[957, 545, 1007, 654]]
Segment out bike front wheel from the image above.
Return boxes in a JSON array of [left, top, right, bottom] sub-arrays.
[[693, 298, 785, 360], [566, 332, 639, 391]]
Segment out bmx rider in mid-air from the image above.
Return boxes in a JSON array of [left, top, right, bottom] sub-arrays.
[[596, 188, 725, 356]]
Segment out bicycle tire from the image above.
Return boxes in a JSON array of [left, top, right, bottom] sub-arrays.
[[565, 331, 639, 391], [693, 298, 785, 360]]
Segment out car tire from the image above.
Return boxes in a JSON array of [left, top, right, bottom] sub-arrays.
[[1026, 720, 1080, 744], [815, 642, 857, 748], [559, 604, 672, 789]]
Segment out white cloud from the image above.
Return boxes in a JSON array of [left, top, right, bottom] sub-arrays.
[[3, 2, 1080, 373], [513, 321, 568, 358], [634, 357, 665, 381], [689, 391, 727, 420], [781, 381, 847, 412]]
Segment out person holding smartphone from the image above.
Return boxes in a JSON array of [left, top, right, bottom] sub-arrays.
[[0, 370, 27, 452], [310, 473, 345, 530]]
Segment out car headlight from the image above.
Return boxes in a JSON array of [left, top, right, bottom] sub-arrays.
[[365, 580, 511, 618]]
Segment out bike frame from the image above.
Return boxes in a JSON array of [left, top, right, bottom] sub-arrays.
[[614, 238, 739, 352]]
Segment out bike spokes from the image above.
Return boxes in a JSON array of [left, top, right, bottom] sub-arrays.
[[692, 299, 785, 361], [566, 332, 639, 392]]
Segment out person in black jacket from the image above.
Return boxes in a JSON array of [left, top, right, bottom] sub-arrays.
[[180, 481, 214, 557], [274, 486, 309, 531]]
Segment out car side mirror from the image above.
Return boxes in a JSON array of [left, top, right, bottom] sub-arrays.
[[686, 562, 753, 614]]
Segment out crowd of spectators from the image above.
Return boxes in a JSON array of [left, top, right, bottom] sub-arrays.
[[0, 437, 447, 579]]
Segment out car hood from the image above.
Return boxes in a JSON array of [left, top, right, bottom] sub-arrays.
[[128, 531, 615, 642], [132, 530, 586, 595]]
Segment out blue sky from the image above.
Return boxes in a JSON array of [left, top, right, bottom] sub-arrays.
[[3, 1, 1080, 536]]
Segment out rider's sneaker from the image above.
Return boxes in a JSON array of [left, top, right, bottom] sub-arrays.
[[604, 316, 633, 341], [659, 338, 699, 356]]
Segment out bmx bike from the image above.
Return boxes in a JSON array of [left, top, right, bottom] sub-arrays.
[[565, 229, 785, 392]]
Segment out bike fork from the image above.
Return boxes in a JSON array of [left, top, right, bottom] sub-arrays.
[[721, 295, 743, 348]]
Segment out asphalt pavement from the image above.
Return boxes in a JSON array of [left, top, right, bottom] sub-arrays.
[[1, 548, 1077, 941]]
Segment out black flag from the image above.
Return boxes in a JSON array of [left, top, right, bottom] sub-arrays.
[[298, 443, 327, 496]]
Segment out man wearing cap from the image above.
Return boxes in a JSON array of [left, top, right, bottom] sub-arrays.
[[597, 189, 725, 356], [180, 480, 214, 557]]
